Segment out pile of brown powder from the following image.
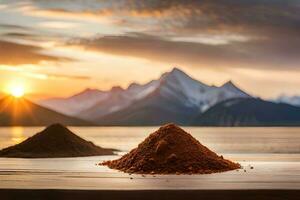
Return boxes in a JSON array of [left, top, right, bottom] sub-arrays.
[[101, 123, 240, 174], [0, 123, 115, 158]]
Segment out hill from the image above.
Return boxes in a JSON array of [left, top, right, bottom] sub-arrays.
[[191, 98, 300, 126], [0, 96, 91, 126]]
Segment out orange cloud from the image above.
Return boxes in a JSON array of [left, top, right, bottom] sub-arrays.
[[0, 40, 72, 65]]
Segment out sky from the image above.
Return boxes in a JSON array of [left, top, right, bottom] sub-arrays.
[[0, 0, 300, 100]]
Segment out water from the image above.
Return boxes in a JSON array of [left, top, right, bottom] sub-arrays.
[[1, 127, 300, 189], [1, 126, 300, 154]]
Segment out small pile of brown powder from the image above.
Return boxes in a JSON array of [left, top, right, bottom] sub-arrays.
[[0, 123, 116, 158], [101, 123, 240, 174]]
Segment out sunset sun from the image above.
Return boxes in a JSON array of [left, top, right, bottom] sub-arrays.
[[7, 84, 25, 98]]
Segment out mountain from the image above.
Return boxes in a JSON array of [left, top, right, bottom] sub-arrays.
[[38, 88, 109, 116], [191, 98, 300, 126], [220, 81, 250, 97], [276, 95, 300, 107], [0, 123, 115, 158], [95, 68, 250, 125], [39, 81, 159, 119], [79, 81, 159, 121], [38, 67, 250, 125], [0, 96, 91, 126]]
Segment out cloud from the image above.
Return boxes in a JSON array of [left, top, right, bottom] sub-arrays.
[[71, 32, 300, 70], [3, 0, 300, 71], [13, 1, 115, 23], [44, 73, 91, 80], [0, 23, 31, 31], [38, 21, 79, 29], [0, 40, 72, 65], [19, 1, 300, 58], [0, 65, 90, 80], [1, 32, 41, 41], [19, 0, 300, 34]]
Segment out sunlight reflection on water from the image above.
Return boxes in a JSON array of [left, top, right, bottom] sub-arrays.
[[11, 127, 25, 144]]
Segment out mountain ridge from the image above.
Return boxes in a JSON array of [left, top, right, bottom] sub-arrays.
[[0, 96, 92, 126], [38, 67, 251, 125], [191, 98, 300, 126], [275, 94, 300, 107], [93, 68, 250, 125]]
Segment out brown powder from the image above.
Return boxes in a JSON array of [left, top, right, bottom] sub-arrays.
[[101, 123, 240, 174], [0, 123, 116, 158]]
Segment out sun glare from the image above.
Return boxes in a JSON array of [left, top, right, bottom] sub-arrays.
[[7, 84, 25, 98]]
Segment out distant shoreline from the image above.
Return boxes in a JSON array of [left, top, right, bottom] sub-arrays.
[[1, 189, 300, 200]]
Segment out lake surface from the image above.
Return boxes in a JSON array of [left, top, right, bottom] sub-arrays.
[[1, 126, 300, 154], [0, 127, 300, 189]]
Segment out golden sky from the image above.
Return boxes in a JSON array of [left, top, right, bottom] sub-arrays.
[[1, 0, 300, 99]]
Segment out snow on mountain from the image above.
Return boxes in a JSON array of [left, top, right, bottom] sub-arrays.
[[157, 68, 250, 112], [159, 68, 210, 108], [95, 68, 251, 125], [39, 88, 108, 116], [221, 81, 249, 96], [39, 79, 160, 118], [127, 80, 159, 100], [276, 95, 300, 107], [79, 80, 160, 121], [38, 67, 251, 121]]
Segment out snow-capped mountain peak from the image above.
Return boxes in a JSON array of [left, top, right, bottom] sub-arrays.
[[162, 67, 209, 88], [158, 67, 211, 108], [152, 67, 250, 112], [221, 80, 250, 97], [38, 67, 251, 120]]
